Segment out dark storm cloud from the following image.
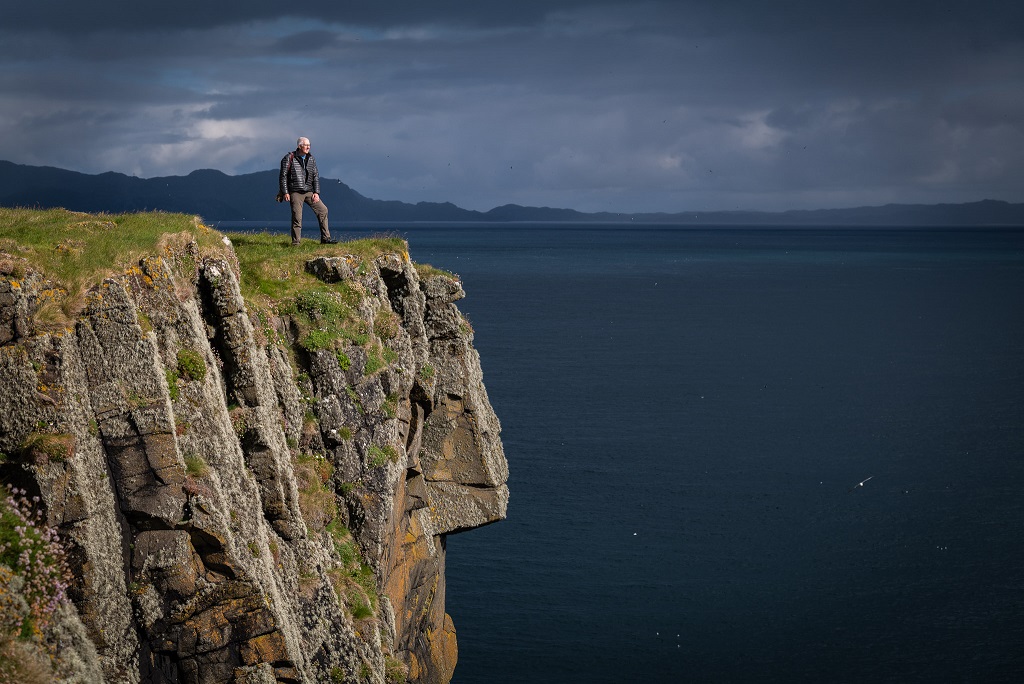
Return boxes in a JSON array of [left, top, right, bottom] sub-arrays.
[[2, 0, 1022, 211], [8, 0, 598, 32]]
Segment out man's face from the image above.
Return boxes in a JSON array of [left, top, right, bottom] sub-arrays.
[[298, 140, 311, 153]]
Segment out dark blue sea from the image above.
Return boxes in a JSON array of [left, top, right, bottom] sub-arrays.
[[225, 222, 1024, 682]]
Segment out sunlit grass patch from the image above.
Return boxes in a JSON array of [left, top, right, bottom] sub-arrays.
[[414, 262, 458, 280], [183, 454, 209, 478], [225, 231, 407, 309], [226, 231, 409, 363], [0, 208, 229, 324], [368, 444, 399, 468]]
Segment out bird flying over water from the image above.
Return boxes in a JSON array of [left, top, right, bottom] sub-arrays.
[[849, 476, 873, 492]]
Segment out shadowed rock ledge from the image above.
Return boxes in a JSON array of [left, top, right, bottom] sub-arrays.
[[0, 234, 508, 683]]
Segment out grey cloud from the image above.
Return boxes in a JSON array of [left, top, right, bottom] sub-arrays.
[[8, 0, 599, 33], [1, 0, 1022, 212], [271, 30, 343, 53]]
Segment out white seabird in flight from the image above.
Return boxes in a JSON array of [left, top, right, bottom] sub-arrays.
[[849, 476, 874, 492]]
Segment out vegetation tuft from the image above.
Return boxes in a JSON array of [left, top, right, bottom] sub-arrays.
[[419, 363, 436, 381], [176, 348, 206, 382], [414, 262, 458, 280], [184, 454, 209, 478], [368, 444, 399, 468], [19, 432, 75, 464], [165, 369, 180, 400], [385, 656, 409, 683]]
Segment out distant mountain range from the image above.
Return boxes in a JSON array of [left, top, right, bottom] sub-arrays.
[[2, 159, 1023, 225]]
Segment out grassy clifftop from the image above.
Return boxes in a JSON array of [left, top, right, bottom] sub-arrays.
[[0, 207, 436, 329]]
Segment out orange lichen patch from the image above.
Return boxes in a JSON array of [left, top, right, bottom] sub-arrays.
[[239, 631, 289, 666], [432, 613, 458, 681], [35, 382, 66, 401], [140, 256, 168, 275]]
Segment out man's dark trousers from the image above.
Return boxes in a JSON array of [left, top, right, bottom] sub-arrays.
[[289, 192, 330, 244]]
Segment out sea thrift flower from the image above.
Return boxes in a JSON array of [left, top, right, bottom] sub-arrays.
[[0, 485, 72, 637]]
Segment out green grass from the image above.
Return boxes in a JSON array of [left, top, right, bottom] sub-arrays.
[[183, 454, 209, 478], [165, 369, 180, 400], [0, 209, 410, 334], [326, 520, 356, 562], [364, 347, 385, 375], [227, 231, 406, 362], [345, 386, 364, 414], [283, 287, 371, 354], [0, 208, 229, 324], [373, 311, 400, 340], [225, 230, 407, 308], [176, 348, 206, 382], [302, 328, 334, 351], [414, 262, 458, 280], [382, 394, 398, 419], [368, 444, 399, 468], [0, 488, 72, 641]]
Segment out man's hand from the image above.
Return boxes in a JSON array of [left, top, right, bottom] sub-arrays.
[[284, 193, 290, 202], [312, 193, 320, 204]]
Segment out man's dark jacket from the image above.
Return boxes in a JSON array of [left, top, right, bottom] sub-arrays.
[[280, 151, 321, 195]]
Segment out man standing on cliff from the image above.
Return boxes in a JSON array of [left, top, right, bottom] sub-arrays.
[[280, 137, 337, 246]]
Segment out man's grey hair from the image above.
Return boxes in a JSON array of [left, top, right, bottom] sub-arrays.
[[297, 137, 310, 147]]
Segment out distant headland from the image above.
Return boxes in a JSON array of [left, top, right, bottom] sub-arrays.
[[2, 159, 1023, 225]]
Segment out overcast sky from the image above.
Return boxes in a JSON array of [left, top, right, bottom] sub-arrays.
[[2, 1, 1022, 212]]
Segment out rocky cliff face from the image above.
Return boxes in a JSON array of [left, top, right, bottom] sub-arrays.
[[0, 236, 508, 683]]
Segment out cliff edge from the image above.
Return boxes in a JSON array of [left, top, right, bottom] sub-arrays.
[[0, 209, 508, 683]]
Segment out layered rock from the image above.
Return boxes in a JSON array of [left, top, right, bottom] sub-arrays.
[[0, 239, 508, 683]]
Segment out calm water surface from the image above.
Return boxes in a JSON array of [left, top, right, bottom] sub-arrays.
[[229, 223, 1024, 682]]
